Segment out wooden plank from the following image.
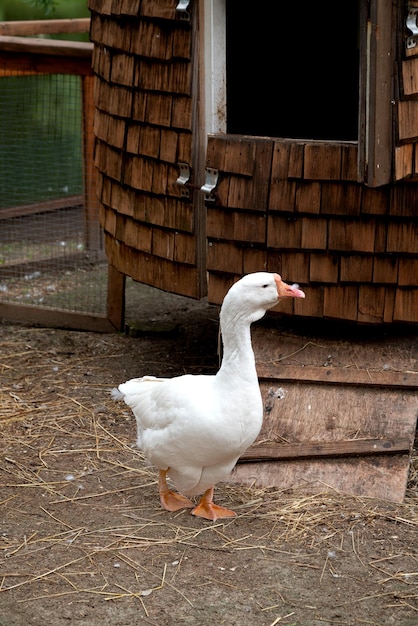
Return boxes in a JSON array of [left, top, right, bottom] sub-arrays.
[[0, 18, 90, 36], [304, 144, 342, 180], [89, 0, 113, 16], [269, 141, 297, 211], [394, 288, 418, 323], [398, 258, 418, 286], [300, 217, 327, 249], [231, 455, 411, 503], [256, 363, 418, 389], [240, 438, 411, 462], [398, 100, 418, 142], [160, 128, 179, 162], [268, 179, 296, 212], [176, 131, 192, 163], [206, 136, 227, 171], [242, 248, 267, 274], [230, 325, 418, 502], [383, 287, 396, 323], [293, 285, 323, 318], [227, 176, 250, 209], [250, 140, 274, 209], [233, 211, 266, 243], [387, 221, 418, 253], [131, 20, 172, 59], [271, 142, 291, 181], [373, 256, 398, 284], [0, 302, 116, 333], [340, 255, 373, 282], [138, 59, 192, 95], [358, 0, 392, 187], [267, 215, 302, 248], [295, 182, 321, 214], [288, 143, 304, 178], [358, 285, 385, 323], [361, 186, 389, 216], [82, 74, 102, 255], [152, 228, 175, 260], [174, 200, 194, 233], [224, 138, 256, 176], [280, 252, 310, 284], [0, 35, 93, 58], [0, 50, 92, 75], [144, 93, 172, 126], [171, 96, 193, 130], [390, 184, 418, 218], [309, 253, 339, 283], [207, 207, 235, 240], [340, 144, 358, 181], [320, 183, 361, 216], [111, 51, 135, 86], [0, 196, 82, 219], [323, 285, 358, 320], [395, 144, 413, 180], [328, 219, 376, 252], [174, 232, 196, 265], [150, 161, 169, 195], [207, 272, 235, 305], [107, 263, 125, 331], [128, 155, 153, 192], [206, 241, 243, 273]]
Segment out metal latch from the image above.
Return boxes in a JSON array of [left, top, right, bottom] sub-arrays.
[[200, 168, 219, 202], [406, 7, 418, 49], [176, 0, 190, 21], [176, 162, 191, 198]]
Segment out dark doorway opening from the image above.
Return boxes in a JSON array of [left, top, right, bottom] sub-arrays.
[[226, 0, 360, 141]]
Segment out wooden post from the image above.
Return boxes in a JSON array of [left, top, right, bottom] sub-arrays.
[[107, 263, 126, 331], [82, 74, 102, 257]]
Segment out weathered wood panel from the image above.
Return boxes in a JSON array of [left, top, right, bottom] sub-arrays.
[[231, 327, 418, 502]]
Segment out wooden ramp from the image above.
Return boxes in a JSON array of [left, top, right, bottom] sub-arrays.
[[234, 324, 418, 503]]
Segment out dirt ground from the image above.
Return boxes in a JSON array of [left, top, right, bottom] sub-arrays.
[[1, 285, 417, 626]]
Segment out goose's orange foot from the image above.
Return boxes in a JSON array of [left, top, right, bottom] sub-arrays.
[[191, 486, 237, 521], [158, 468, 194, 512], [160, 490, 194, 512]]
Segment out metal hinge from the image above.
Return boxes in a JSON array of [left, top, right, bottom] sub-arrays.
[[176, 162, 191, 198], [200, 168, 219, 202], [406, 7, 418, 49], [176, 0, 191, 21]]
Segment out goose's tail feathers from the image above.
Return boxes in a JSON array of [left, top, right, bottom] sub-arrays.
[[111, 387, 124, 401]]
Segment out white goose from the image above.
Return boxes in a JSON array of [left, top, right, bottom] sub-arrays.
[[112, 272, 305, 520]]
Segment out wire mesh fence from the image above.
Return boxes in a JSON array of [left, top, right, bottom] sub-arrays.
[[0, 67, 107, 320]]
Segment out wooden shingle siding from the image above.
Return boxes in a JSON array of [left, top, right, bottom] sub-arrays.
[[206, 135, 418, 323], [89, 1, 203, 298], [89, 1, 418, 324]]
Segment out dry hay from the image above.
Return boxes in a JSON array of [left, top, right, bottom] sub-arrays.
[[0, 327, 417, 624]]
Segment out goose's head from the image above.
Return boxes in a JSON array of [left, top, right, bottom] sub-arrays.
[[221, 272, 305, 325]]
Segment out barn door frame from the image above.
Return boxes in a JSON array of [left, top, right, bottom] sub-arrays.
[[206, 0, 395, 188]]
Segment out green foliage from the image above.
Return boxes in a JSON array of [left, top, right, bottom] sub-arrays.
[[23, 0, 59, 16]]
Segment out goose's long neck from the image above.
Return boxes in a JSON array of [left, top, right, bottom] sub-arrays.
[[216, 301, 258, 384]]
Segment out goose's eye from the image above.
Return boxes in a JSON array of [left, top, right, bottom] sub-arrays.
[[262, 284, 269, 288]]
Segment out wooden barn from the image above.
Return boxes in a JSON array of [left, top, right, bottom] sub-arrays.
[[87, 0, 418, 501]]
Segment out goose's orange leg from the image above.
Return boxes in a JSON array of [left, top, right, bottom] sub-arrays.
[[158, 469, 194, 512], [192, 487, 237, 521]]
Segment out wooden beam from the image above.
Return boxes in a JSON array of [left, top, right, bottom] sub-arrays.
[[107, 264, 126, 332], [239, 438, 412, 463], [0, 35, 93, 58], [0, 196, 83, 220], [0, 19, 91, 37], [0, 302, 115, 333], [256, 363, 418, 389]]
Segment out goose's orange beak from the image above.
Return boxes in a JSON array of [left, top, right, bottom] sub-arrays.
[[274, 273, 305, 298]]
